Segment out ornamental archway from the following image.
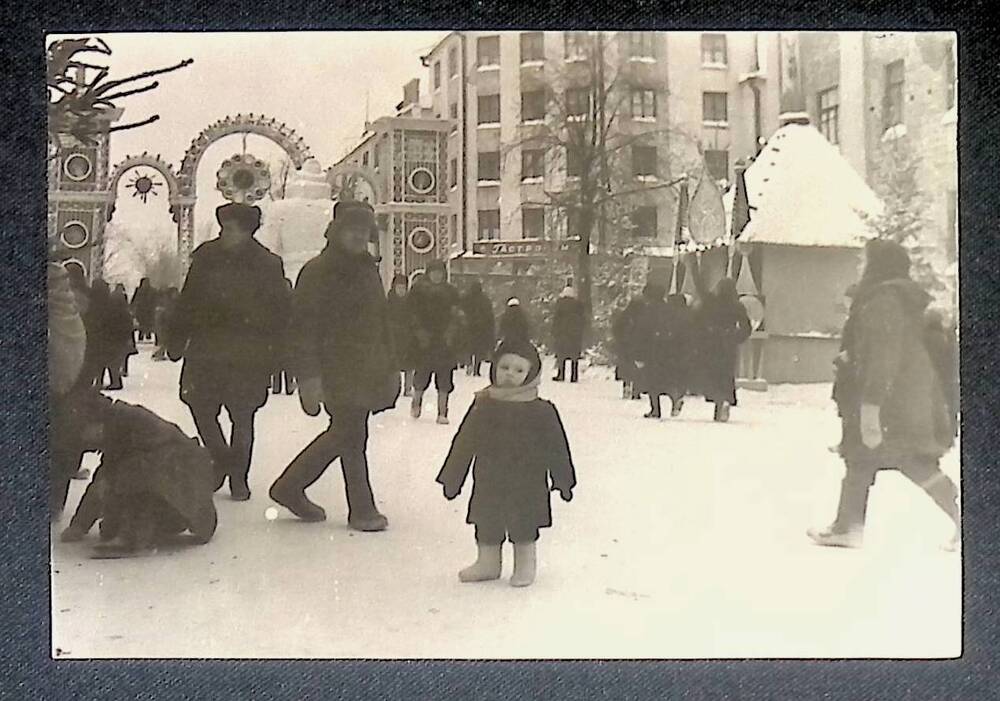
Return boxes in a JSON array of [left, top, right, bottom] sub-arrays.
[[174, 114, 314, 277]]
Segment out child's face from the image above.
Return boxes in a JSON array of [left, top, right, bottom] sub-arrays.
[[495, 353, 532, 387]]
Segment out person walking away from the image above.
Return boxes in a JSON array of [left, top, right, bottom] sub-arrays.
[[551, 284, 586, 383], [694, 278, 751, 422], [270, 277, 297, 395], [437, 339, 576, 587], [268, 201, 399, 530], [808, 239, 960, 550], [619, 293, 647, 400], [497, 297, 533, 346], [661, 293, 695, 416], [629, 283, 674, 418], [460, 280, 495, 378], [101, 282, 134, 390], [408, 259, 462, 424], [131, 277, 157, 343], [386, 273, 416, 396], [111, 284, 137, 378], [166, 203, 289, 501]]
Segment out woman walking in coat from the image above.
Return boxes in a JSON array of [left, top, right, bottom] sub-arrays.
[[630, 284, 692, 419], [551, 285, 586, 383], [408, 260, 462, 424], [808, 239, 960, 550], [461, 281, 496, 377], [386, 273, 416, 397], [694, 278, 751, 422], [437, 339, 576, 587], [269, 201, 399, 530], [130, 277, 157, 343], [497, 297, 533, 346]]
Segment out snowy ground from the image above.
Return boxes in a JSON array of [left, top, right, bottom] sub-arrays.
[[51, 347, 961, 659]]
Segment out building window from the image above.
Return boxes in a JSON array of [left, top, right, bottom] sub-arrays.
[[362, 151, 369, 167], [702, 91, 728, 123], [701, 33, 727, 66], [632, 145, 657, 177], [703, 149, 729, 182], [477, 35, 500, 67], [944, 44, 956, 110], [632, 206, 657, 237], [817, 86, 839, 145], [883, 60, 905, 129], [630, 89, 657, 119], [478, 151, 500, 181], [433, 61, 441, 90], [521, 32, 545, 63], [522, 90, 546, 122], [627, 32, 656, 60], [478, 94, 500, 124], [566, 146, 583, 178], [566, 87, 591, 119], [452, 213, 459, 247], [373, 146, 380, 169], [450, 158, 458, 188], [565, 31, 589, 61], [522, 149, 545, 180], [522, 208, 545, 239], [478, 209, 500, 240], [449, 46, 458, 77]]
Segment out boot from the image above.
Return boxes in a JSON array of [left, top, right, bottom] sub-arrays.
[[410, 390, 424, 419], [553, 359, 565, 382], [644, 395, 662, 419], [459, 542, 503, 582], [269, 480, 327, 522], [714, 402, 731, 422], [230, 475, 251, 502], [670, 396, 685, 418], [436, 391, 450, 425], [510, 542, 537, 587], [343, 453, 388, 532], [570, 360, 579, 383], [806, 525, 863, 549]]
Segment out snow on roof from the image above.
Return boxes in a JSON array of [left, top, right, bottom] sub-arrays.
[[723, 123, 883, 248]]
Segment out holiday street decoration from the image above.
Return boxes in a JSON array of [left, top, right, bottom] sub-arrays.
[[126, 169, 163, 203], [216, 153, 271, 204]]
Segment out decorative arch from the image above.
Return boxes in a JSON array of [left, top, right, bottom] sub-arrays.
[[326, 163, 382, 205], [172, 114, 314, 279], [105, 152, 181, 223]]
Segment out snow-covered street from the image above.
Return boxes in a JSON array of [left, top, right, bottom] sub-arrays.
[[51, 349, 961, 659]]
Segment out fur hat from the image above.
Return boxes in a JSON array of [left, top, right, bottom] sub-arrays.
[[426, 259, 447, 275], [216, 202, 262, 232], [490, 338, 542, 385], [325, 200, 376, 240], [862, 238, 911, 285]]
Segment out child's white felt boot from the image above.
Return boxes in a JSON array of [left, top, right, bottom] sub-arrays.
[[459, 543, 502, 582], [510, 542, 537, 587]]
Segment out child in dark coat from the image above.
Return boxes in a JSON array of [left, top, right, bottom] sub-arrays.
[[437, 339, 576, 587]]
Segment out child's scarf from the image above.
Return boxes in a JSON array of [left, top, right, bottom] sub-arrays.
[[476, 373, 541, 402]]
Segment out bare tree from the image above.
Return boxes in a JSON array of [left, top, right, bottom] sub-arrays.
[[502, 31, 704, 324], [269, 157, 292, 200], [102, 222, 181, 290]]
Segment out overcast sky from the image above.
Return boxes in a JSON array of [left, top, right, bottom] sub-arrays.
[[50, 31, 446, 246]]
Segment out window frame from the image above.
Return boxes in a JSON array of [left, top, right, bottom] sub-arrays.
[[448, 46, 459, 78], [521, 89, 547, 123], [449, 157, 458, 189], [521, 149, 545, 181], [477, 35, 501, 68], [522, 207, 545, 239], [627, 31, 656, 60], [883, 59, 905, 130], [702, 91, 729, 125], [564, 31, 589, 62], [630, 88, 657, 121], [478, 209, 501, 241], [632, 206, 658, 238], [632, 144, 658, 178], [520, 32, 545, 64], [701, 33, 728, 67], [566, 87, 591, 120], [817, 85, 840, 145], [477, 151, 501, 182], [477, 93, 501, 125], [433, 61, 441, 91]]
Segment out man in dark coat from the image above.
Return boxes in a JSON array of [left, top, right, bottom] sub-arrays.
[[617, 293, 647, 400], [269, 201, 399, 530], [630, 283, 683, 418], [167, 202, 289, 501], [809, 239, 960, 550], [131, 277, 157, 342], [386, 273, 416, 396], [460, 280, 496, 377], [497, 297, 533, 346], [408, 259, 462, 424], [693, 277, 752, 422], [551, 284, 586, 383]]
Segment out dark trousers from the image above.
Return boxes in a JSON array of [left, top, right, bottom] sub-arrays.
[[273, 405, 379, 519], [475, 523, 540, 545], [414, 365, 455, 394], [832, 450, 960, 533], [188, 401, 258, 490], [555, 357, 579, 382], [271, 368, 296, 395]]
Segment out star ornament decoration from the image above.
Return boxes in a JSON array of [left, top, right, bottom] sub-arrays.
[[126, 170, 163, 204]]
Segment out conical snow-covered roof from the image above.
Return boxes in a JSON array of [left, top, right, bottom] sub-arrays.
[[723, 123, 882, 248]]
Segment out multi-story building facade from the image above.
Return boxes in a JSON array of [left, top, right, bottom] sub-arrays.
[[792, 31, 958, 297], [418, 31, 783, 277]]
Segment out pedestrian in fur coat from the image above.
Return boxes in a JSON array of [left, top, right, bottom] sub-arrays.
[[437, 338, 576, 587]]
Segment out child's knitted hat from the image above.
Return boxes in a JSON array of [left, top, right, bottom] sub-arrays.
[[490, 338, 542, 386]]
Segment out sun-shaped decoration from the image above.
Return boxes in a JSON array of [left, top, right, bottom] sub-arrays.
[[216, 153, 271, 204], [126, 169, 163, 204]]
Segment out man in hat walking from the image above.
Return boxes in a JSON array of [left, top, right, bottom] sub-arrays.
[[167, 202, 290, 501], [269, 200, 399, 530], [407, 259, 462, 424]]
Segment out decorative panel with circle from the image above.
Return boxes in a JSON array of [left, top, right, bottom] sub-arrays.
[[60, 220, 90, 249], [63, 153, 94, 181]]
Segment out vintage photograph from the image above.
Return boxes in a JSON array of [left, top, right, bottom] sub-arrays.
[[47, 30, 960, 659]]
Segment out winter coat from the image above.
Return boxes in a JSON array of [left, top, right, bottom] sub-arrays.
[[838, 278, 954, 461], [408, 280, 462, 369], [436, 396, 576, 534], [497, 306, 533, 347], [386, 290, 414, 370], [292, 243, 400, 413], [83, 285, 132, 370], [70, 401, 218, 543], [461, 289, 496, 358], [693, 292, 751, 405], [169, 238, 290, 392], [47, 263, 87, 397], [551, 296, 586, 360], [631, 297, 693, 397], [613, 297, 645, 382], [130, 282, 157, 330]]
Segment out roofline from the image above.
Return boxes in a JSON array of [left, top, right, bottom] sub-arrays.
[[420, 31, 459, 65]]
